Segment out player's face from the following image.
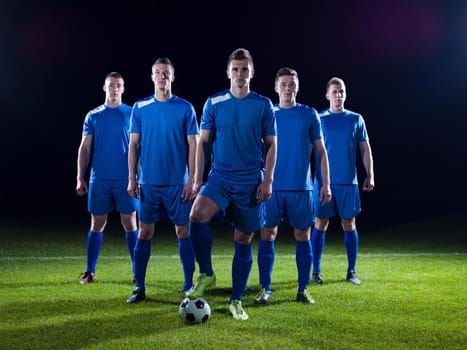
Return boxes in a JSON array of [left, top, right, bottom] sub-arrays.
[[103, 77, 125, 104], [326, 83, 346, 111], [227, 59, 254, 89], [275, 75, 299, 106], [151, 64, 174, 91]]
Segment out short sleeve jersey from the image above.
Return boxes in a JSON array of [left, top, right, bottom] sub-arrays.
[[129, 95, 199, 185], [316, 108, 369, 185], [200, 90, 276, 184], [82, 104, 131, 182], [273, 103, 322, 191]]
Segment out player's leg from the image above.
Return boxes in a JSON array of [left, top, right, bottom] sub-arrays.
[[115, 180, 139, 282], [229, 183, 262, 320], [230, 228, 254, 320], [80, 182, 110, 284], [127, 185, 157, 303], [256, 226, 276, 304], [338, 185, 361, 284], [120, 212, 138, 281], [127, 221, 154, 303], [256, 192, 280, 304], [311, 185, 336, 284], [164, 185, 196, 294], [80, 213, 107, 284], [186, 190, 221, 298], [174, 223, 195, 294], [288, 191, 314, 303], [294, 228, 315, 304]]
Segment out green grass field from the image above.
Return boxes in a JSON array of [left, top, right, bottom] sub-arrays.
[[1, 211, 466, 350]]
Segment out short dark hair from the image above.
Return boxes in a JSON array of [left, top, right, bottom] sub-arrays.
[[105, 71, 123, 80], [227, 48, 254, 69], [326, 77, 345, 91], [274, 67, 298, 83], [152, 57, 175, 72]]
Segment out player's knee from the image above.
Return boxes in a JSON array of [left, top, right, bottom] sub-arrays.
[[260, 227, 277, 241]]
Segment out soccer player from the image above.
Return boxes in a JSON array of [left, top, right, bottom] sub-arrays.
[[186, 48, 277, 320], [255, 67, 331, 305], [126, 58, 199, 303], [311, 77, 375, 285], [76, 72, 138, 284]]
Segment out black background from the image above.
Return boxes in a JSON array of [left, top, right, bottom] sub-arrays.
[[1, 0, 466, 230]]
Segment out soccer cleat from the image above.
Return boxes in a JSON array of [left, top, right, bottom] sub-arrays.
[[346, 271, 361, 285], [254, 288, 272, 304], [126, 287, 146, 303], [79, 271, 96, 284], [296, 290, 316, 304], [229, 300, 249, 320], [185, 273, 216, 299], [311, 273, 323, 285]]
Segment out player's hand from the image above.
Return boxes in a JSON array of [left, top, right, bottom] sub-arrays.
[[127, 180, 139, 198], [182, 183, 196, 202], [256, 182, 272, 203], [191, 177, 203, 198], [319, 185, 332, 206], [362, 176, 375, 192], [76, 180, 88, 196]]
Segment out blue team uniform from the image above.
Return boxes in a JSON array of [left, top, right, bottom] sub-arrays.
[[130, 95, 199, 186], [311, 108, 370, 278], [81, 103, 138, 278], [199, 90, 276, 231], [265, 103, 322, 228], [129, 94, 199, 294], [83, 103, 137, 215], [259, 103, 322, 294], [313, 108, 368, 219], [190, 89, 276, 303]]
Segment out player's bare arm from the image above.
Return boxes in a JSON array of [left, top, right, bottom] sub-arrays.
[[314, 139, 332, 205], [182, 134, 198, 201], [257, 135, 277, 203], [76, 135, 93, 196], [127, 132, 141, 198], [193, 129, 210, 196], [359, 140, 375, 192]]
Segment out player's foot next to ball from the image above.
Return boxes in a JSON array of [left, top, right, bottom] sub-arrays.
[[185, 273, 216, 299], [126, 287, 146, 303]]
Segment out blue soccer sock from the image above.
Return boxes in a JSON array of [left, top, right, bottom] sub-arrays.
[[189, 222, 213, 276], [344, 230, 359, 273], [134, 238, 151, 291], [125, 230, 138, 275], [257, 239, 275, 291], [178, 237, 195, 292], [231, 241, 253, 302], [86, 230, 103, 273], [311, 228, 326, 274], [296, 240, 312, 293]]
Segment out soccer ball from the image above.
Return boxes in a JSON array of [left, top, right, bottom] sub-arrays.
[[179, 297, 211, 324]]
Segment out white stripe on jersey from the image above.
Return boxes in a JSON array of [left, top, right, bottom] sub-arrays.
[[211, 93, 231, 105]]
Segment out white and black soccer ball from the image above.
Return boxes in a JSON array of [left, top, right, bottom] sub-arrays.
[[179, 297, 211, 324]]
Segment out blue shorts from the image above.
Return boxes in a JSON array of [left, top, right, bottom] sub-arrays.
[[313, 184, 361, 220], [264, 191, 314, 230], [88, 180, 137, 216], [139, 184, 191, 225], [200, 174, 263, 233]]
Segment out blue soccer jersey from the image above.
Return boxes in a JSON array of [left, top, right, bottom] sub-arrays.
[[200, 90, 276, 184], [130, 95, 199, 185], [82, 104, 132, 182], [273, 103, 322, 190], [316, 109, 369, 185]]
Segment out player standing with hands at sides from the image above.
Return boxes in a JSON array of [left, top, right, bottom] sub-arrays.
[[186, 48, 277, 320], [76, 72, 138, 285], [255, 67, 331, 305], [126, 58, 199, 303], [311, 77, 374, 285]]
